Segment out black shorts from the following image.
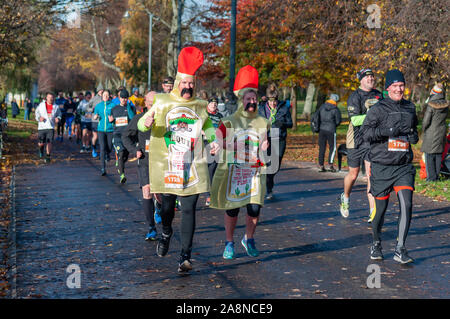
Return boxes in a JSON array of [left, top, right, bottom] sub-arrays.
[[38, 129, 54, 143], [81, 122, 92, 131], [369, 162, 416, 198], [137, 159, 149, 188], [91, 122, 98, 132], [347, 147, 369, 168]]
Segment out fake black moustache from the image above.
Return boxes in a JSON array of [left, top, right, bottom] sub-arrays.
[[245, 102, 257, 111], [181, 88, 194, 96]]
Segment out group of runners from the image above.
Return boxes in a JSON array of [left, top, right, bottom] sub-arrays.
[[35, 46, 425, 274]]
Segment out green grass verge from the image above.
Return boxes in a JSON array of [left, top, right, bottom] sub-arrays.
[[414, 171, 450, 202]]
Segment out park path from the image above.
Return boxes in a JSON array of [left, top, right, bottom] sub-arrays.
[[8, 139, 450, 299]]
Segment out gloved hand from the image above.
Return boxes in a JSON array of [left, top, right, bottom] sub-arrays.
[[379, 126, 401, 137]]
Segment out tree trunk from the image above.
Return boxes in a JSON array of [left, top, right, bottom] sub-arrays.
[[167, 0, 184, 77], [316, 89, 327, 111], [290, 85, 297, 130], [302, 82, 316, 120]]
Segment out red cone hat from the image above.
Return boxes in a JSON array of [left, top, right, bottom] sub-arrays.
[[233, 65, 258, 97], [177, 47, 204, 76]]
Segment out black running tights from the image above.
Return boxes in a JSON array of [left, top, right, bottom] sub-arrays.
[[161, 193, 199, 258], [372, 189, 413, 249]]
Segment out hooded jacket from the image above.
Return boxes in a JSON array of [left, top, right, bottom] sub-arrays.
[[318, 100, 342, 133], [361, 96, 418, 165], [420, 93, 449, 154]]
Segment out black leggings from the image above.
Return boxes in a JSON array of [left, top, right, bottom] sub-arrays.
[[266, 138, 286, 193], [143, 198, 155, 228], [318, 130, 336, 166], [226, 204, 261, 218], [57, 116, 66, 136], [98, 131, 113, 169], [371, 189, 413, 249], [160, 193, 199, 258]]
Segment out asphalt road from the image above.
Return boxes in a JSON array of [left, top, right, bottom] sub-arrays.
[[8, 139, 450, 299]]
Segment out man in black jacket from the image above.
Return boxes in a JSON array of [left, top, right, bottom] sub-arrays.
[[109, 89, 136, 184], [317, 94, 342, 172], [340, 68, 382, 219], [361, 69, 418, 264], [122, 91, 161, 241], [258, 88, 293, 200]]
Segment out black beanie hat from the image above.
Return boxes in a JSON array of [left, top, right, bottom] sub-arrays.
[[385, 69, 405, 89], [119, 89, 129, 99]]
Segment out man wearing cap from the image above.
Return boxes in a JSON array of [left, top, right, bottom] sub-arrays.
[[161, 76, 174, 93], [340, 68, 382, 219], [316, 93, 342, 172], [109, 89, 136, 184], [361, 69, 419, 264], [210, 65, 270, 260], [421, 83, 449, 182], [138, 47, 217, 274]]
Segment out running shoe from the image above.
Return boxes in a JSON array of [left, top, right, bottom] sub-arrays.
[[120, 174, 127, 184], [154, 204, 162, 224], [393, 247, 414, 264], [328, 166, 336, 173], [101, 168, 106, 176], [178, 255, 193, 275], [241, 237, 259, 257], [44, 156, 51, 164], [339, 193, 349, 218], [145, 227, 157, 241], [80, 146, 86, 153], [370, 242, 383, 260], [318, 166, 326, 172], [92, 148, 98, 158], [156, 232, 172, 257], [223, 241, 235, 260], [265, 191, 273, 200]]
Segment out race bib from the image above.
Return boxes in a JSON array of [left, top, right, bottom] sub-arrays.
[[164, 171, 184, 189], [388, 136, 409, 152], [145, 139, 150, 153], [115, 116, 128, 127]]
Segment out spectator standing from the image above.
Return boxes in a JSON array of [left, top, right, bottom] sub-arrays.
[[258, 87, 293, 200], [11, 99, 20, 118], [25, 98, 33, 120], [421, 83, 449, 181], [317, 94, 342, 172]]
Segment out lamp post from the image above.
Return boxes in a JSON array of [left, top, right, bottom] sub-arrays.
[[229, 0, 237, 93], [124, 8, 169, 91]]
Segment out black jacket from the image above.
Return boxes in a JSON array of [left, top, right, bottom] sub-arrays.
[[122, 112, 151, 163], [258, 100, 293, 139], [346, 88, 382, 149], [420, 93, 449, 154], [110, 103, 136, 138], [361, 97, 418, 165], [318, 101, 341, 133]]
